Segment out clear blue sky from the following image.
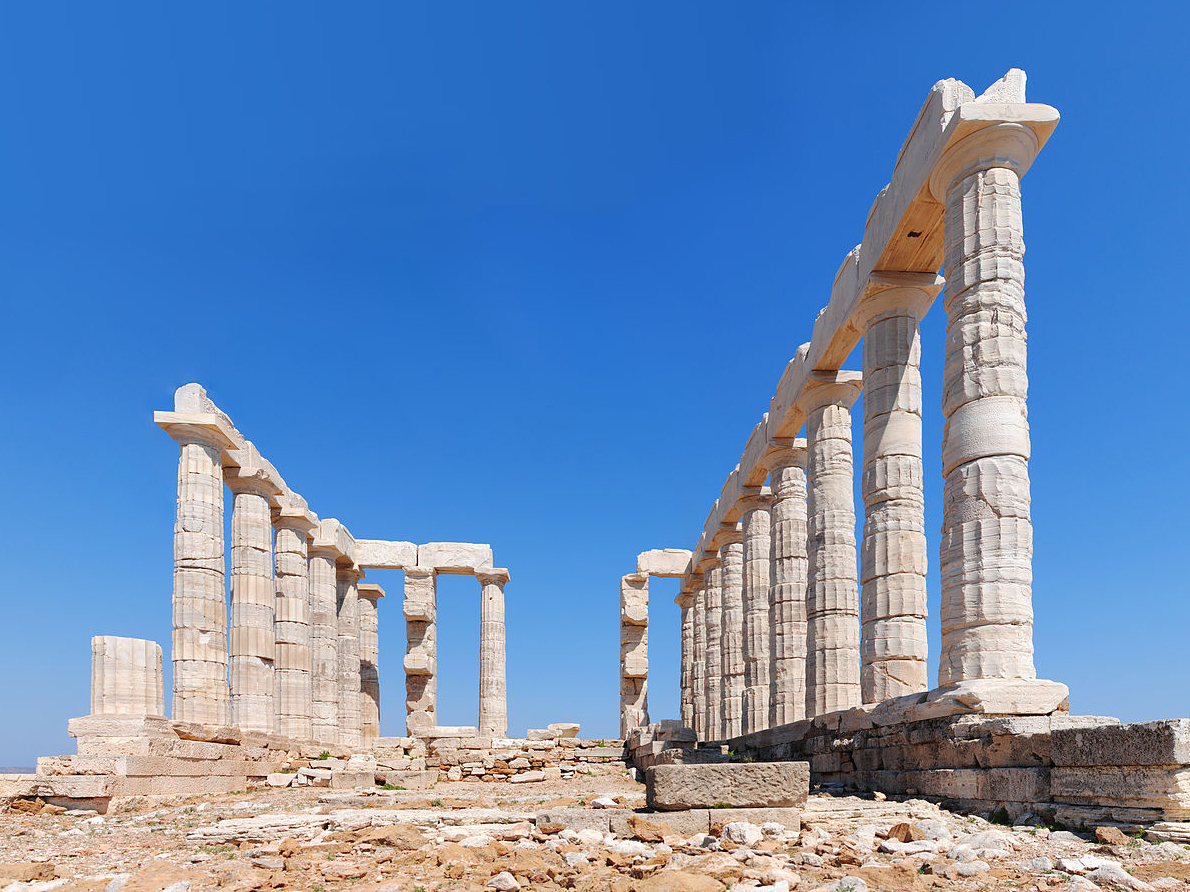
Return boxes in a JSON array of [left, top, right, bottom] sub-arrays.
[[2, 3, 1187, 766]]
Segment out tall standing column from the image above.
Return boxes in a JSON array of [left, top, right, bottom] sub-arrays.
[[718, 525, 745, 740], [477, 568, 509, 738], [854, 275, 940, 704], [160, 418, 235, 726], [308, 541, 340, 744], [930, 124, 1041, 685], [619, 572, 649, 737], [357, 583, 384, 750], [690, 579, 706, 738], [336, 565, 364, 749], [677, 591, 695, 729], [739, 491, 772, 735], [702, 561, 723, 739], [226, 465, 280, 735], [404, 568, 438, 734], [273, 498, 316, 742], [766, 440, 809, 727], [804, 373, 863, 717]]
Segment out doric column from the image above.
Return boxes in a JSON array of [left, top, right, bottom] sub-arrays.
[[853, 274, 941, 704], [336, 565, 364, 748], [718, 524, 745, 739], [930, 123, 1041, 685], [702, 560, 723, 739], [677, 591, 695, 729], [739, 490, 772, 735], [273, 496, 317, 742], [689, 578, 706, 737], [225, 456, 280, 735], [357, 583, 384, 750], [765, 439, 808, 727], [404, 568, 437, 734], [804, 373, 863, 717], [91, 637, 165, 716], [619, 572, 649, 737], [158, 415, 235, 726], [477, 568, 509, 738], [308, 536, 340, 744]]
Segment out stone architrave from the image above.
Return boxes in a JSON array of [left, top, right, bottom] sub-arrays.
[[929, 122, 1041, 685], [677, 591, 695, 729], [765, 439, 809, 727], [91, 637, 165, 716], [157, 413, 236, 727], [689, 578, 706, 738], [739, 490, 772, 735], [336, 565, 364, 749], [477, 568, 510, 738], [853, 274, 941, 704], [404, 567, 437, 734], [308, 531, 341, 745], [702, 561, 723, 740], [273, 496, 317, 742], [718, 525, 745, 739], [357, 583, 384, 750], [620, 572, 649, 737], [804, 372, 863, 717]]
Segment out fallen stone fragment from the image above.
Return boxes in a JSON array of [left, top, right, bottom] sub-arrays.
[[886, 821, 926, 843], [634, 870, 727, 892], [1097, 826, 1133, 846], [721, 822, 764, 848], [486, 870, 521, 890], [1087, 863, 1156, 891], [647, 763, 809, 810]]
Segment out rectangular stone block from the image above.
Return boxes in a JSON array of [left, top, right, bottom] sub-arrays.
[[355, 539, 418, 569], [646, 761, 809, 810], [636, 549, 693, 577], [417, 542, 493, 573], [1051, 766, 1190, 815], [1051, 719, 1190, 767]]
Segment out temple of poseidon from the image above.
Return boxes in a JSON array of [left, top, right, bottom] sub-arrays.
[[5, 69, 1189, 844]]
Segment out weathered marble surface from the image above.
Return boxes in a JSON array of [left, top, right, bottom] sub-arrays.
[[91, 637, 164, 717], [478, 569, 509, 738], [765, 441, 808, 729]]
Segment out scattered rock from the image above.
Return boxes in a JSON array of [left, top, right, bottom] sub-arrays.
[[486, 871, 521, 890], [887, 822, 926, 843], [1097, 827, 1133, 846]]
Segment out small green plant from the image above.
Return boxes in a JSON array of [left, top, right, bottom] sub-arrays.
[[431, 798, 444, 807], [381, 783, 405, 791], [988, 806, 1012, 826], [711, 802, 730, 809], [312, 885, 324, 892], [318, 751, 331, 760], [198, 844, 233, 855]]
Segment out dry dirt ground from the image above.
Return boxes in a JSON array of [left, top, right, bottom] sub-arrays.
[[2, 767, 1189, 892]]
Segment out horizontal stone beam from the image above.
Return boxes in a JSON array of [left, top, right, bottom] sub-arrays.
[[636, 548, 693, 577], [356, 539, 418, 569], [417, 542, 493, 574]]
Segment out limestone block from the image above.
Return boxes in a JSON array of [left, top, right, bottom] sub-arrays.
[[355, 539, 418, 569], [646, 762, 809, 810], [1051, 720, 1190, 767], [404, 653, 436, 676], [90, 637, 165, 716], [417, 542, 493, 573], [548, 722, 580, 738], [636, 548, 693, 577], [68, 714, 175, 739], [1051, 767, 1190, 815], [924, 678, 1068, 716]]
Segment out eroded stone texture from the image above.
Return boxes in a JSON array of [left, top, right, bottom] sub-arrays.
[[273, 498, 316, 742], [620, 573, 649, 737], [646, 762, 810, 810], [739, 491, 772, 735], [307, 543, 340, 745], [804, 376, 862, 717], [933, 124, 1038, 685], [336, 565, 363, 749], [677, 592, 694, 729], [357, 583, 383, 750], [719, 527, 745, 740], [689, 579, 706, 739], [766, 441, 808, 728], [404, 568, 437, 734], [91, 637, 164, 716], [702, 562, 723, 740], [478, 569, 509, 738]]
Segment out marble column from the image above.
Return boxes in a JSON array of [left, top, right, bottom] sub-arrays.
[[404, 568, 438, 734], [336, 565, 364, 748], [804, 373, 863, 717], [226, 465, 279, 735], [357, 583, 384, 750], [718, 525, 745, 739], [477, 568, 509, 738], [739, 491, 772, 735], [702, 561, 722, 739], [307, 542, 340, 744], [765, 440, 809, 727], [619, 572, 649, 737], [930, 124, 1040, 685], [677, 591, 695, 729], [164, 419, 234, 726], [689, 578, 706, 738], [273, 497, 317, 742], [91, 637, 165, 716], [854, 274, 940, 704]]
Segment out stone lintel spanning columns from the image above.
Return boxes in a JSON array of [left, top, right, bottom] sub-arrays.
[[309, 518, 351, 745], [336, 563, 365, 749], [477, 568, 510, 738], [718, 523, 746, 740], [738, 489, 773, 735], [687, 578, 706, 738], [701, 557, 723, 740], [404, 567, 437, 735], [273, 495, 318, 742], [803, 372, 863, 718], [357, 583, 384, 750], [852, 273, 943, 704], [928, 120, 1045, 687], [761, 438, 809, 727], [620, 572, 649, 737], [91, 636, 165, 717], [675, 590, 695, 730], [156, 412, 237, 727]]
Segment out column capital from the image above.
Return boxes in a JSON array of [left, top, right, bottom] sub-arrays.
[[674, 592, 694, 609], [225, 466, 282, 498], [801, 370, 863, 413], [336, 564, 365, 583], [694, 553, 720, 576], [928, 116, 1052, 201], [713, 522, 744, 550], [852, 272, 945, 331], [357, 582, 385, 602], [155, 412, 237, 451], [404, 566, 435, 580], [274, 494, 318, 533], [736, 487, 772, 515], [621, 571, 649, 587], [762, 437, 808, 472], [312, 518, 355, 564], [476, 567, 510, 586]]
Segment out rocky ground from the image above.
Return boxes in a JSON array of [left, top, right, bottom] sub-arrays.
[[2, 766, 1188, 892]]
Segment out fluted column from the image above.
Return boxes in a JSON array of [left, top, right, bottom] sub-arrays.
[[404, 568, 437, 734], [273, 497, 316, 742], [765, 440, 808, 727], [91, 637, 165, 717], [226, 466, 280, 734], [739, 491, 772, 735], [804, 373, 863, 717], [854, 275, 940, 704], [307, 543, 340, 744], [336, 565, 364, 748], [689, 579, 706, 737], [702, 561, 722, 739], [927, 123, 1041, 685], [477, 568, 509, 738], [619, 572, 649, 737], [677, 591, 695, 729], [357, 583, 384, 750], [718, 525, 745, 739]]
